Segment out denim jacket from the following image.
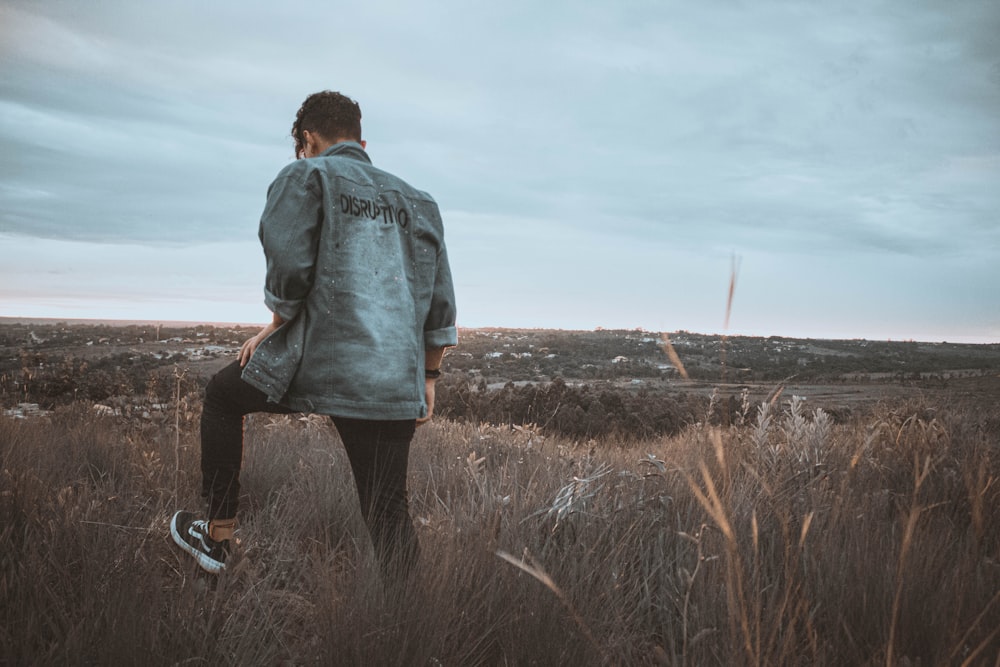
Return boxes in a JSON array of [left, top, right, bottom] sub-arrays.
[[241, 142, 457, 419]]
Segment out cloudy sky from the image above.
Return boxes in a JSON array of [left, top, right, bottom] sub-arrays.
[[2, 1, 998, 342]]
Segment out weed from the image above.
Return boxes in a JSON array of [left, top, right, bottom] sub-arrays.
[[1, 393, 998, 665]]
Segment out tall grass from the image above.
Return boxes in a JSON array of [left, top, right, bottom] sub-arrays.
[[1, 394, 998, 665]]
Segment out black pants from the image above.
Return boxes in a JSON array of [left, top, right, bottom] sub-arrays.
[[200, 360, 418, 571]]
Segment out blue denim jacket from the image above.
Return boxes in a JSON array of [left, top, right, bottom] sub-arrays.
[[241, 142, 457, 419]]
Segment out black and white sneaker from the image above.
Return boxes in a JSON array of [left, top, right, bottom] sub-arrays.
[[170, 510, 229, 574]]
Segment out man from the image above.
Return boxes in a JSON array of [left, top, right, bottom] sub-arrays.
[[170, 91, 457, 577]]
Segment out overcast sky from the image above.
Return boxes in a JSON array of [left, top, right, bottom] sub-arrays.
[[2, 0, 998, 342]]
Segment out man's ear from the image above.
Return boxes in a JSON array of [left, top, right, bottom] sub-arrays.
[[360, 140, 367, 149], [302, 130, 317, 153]]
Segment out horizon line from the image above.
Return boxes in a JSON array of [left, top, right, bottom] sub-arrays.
[[1, 316, 996, 346]]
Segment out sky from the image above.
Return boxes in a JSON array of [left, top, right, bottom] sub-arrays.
[[2, 0, 999, 343]]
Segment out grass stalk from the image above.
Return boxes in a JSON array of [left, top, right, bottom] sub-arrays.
[[886, 454, 932, 667], [496, 549, 611, 665], [2, 390, 997, 664]]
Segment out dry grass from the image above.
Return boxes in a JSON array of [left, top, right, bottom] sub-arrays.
[[1, 394, 998, 665]]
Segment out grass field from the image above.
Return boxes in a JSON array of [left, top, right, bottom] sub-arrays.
[[2, 388, 998, 665]]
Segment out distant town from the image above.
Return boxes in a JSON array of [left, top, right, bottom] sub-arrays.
[[3, 319, 998, 431]]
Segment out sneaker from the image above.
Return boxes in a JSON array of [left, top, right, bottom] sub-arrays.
[[170, 510, 229, 574]]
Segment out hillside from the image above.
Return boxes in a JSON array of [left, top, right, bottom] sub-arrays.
[[2, 321, 999, 436], [2, 321, 998, 664]]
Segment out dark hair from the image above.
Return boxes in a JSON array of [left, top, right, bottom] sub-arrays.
[[291, 91, 362, 156]]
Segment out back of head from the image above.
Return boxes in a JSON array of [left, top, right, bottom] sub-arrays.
[[291, 91, 362, 157]]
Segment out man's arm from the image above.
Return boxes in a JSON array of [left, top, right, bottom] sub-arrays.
[[416, 346, 447, 426], [236, 165, 320, 368], [422, 244, 458, 350], [417, 239, 458, 426], [259, 168, 322, 324], [424, 346, 446, 373]]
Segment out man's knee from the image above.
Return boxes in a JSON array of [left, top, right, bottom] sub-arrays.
[[205, 369, 226, 400], [206, 360, 245, 395]]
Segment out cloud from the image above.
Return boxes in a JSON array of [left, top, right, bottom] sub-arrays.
[[1, 0, 998, 340]]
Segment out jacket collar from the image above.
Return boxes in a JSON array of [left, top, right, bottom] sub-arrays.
[[320, 141, 371, 164]]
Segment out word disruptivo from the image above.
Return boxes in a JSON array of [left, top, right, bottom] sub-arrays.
[[339, 194, 410, 228]]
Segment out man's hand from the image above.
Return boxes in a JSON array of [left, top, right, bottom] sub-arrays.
[[416, 377, 436, 426], [238, 318, 282, 367], [417, 346, 446, 427]]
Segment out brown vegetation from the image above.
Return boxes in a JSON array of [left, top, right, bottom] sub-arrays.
[[2, 390, 997, 664], [2, 322, 998, 664]]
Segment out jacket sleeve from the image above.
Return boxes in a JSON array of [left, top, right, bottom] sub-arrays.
[[423, 242, 458, 349], [258, 169, 322, 322]]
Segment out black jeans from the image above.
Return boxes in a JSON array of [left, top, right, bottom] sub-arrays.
[[200, 360, 418, 571]]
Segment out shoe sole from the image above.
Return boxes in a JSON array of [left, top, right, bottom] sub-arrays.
[[170, 512, 226, 575]]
